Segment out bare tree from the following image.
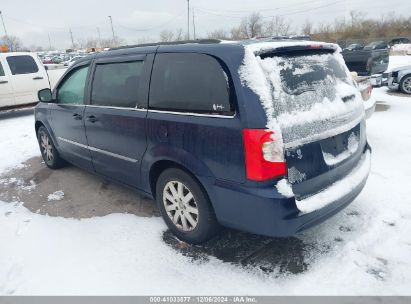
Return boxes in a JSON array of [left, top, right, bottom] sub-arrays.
[[77, 37, 100, 49], [104, 36, 125, 48], [207, 28, 230, 39], [1, 35, 23, 51], [301, 20, 313, 36], [265, 16, 291, 36], [133, 37, 153, 45], [174, 28, 184, 41], [232, 12, 264, 39], [158, 28, 184, 42], [349, 10, 366, 27], [248, 13, 264, 38], [159, 30, 175, 42], [230, 26, 246, 40]]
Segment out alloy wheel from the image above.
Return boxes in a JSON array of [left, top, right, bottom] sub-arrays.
[[402, 76, 411, 94], [163, 181, 199, 231], [40, 134, 54, 162]]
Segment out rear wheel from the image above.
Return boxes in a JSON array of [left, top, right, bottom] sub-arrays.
[[37, 126, 66, 169], [156, 168, 220, 244], [399, 74, 411, 95]]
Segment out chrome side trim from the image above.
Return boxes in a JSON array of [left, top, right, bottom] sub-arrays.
[[147, 109, 235, 119], [58, 137, 88, 149], [86, 105, 147, 112], [88, 146, 138, 163], [57, 137, 138, 163], [56, 103, 84, 107]]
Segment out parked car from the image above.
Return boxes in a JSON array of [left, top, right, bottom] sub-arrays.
[[363, 41, 388, 50], [344, 43, 364, 51], [62, 56, 83, 67], [388, 37, 410, 47], [353, 74, 376, 118], [0, 52, 50, 109], [34, 40, 371, 244], [385, 65, 411, 94], [41, 57, 53, 64], [341, 42, 389, 76]]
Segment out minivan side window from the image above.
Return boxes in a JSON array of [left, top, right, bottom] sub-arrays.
[[91, 61, 144, 108], [149, 53, 232, 115], [0, 62, 4, 76], [57, 65, 89, 105], [6, 55, 39, 75]]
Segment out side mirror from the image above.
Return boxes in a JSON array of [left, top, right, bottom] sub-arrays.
[[38, 88, 53, 103]]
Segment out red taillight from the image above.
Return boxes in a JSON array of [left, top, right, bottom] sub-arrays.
[[368, 83, 373, 96], [310, 44, 323, 49], [242, 129, 287, 181]]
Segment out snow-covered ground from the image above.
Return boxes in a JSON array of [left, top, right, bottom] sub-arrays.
[[1, 82, 411, 294]]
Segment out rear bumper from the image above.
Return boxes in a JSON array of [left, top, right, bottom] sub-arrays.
[[387, 76, 400, 91], [206, 146, 371, 237], [364, 97, 376, 119]]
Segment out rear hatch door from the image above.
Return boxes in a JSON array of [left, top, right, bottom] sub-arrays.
[[256, 46, 366, 199]]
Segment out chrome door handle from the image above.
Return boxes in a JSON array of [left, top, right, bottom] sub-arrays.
[[72, 113, 82, 120], [86, 115, 98, 123]]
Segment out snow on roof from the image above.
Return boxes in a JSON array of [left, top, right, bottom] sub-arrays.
[[242, 40, 341, 54]]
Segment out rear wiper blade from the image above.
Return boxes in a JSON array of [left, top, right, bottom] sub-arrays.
[[342, 94, 355, 103]]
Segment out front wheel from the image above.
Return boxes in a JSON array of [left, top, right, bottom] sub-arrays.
[[399, 74, 411, 95], [156, 168, 220, 244], [37, 126, 66, 169]]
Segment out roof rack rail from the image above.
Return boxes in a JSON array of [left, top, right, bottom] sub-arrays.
[[109, 39, 223, 51]]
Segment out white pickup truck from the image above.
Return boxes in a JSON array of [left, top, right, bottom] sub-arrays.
[[0, 52, 51, 109]]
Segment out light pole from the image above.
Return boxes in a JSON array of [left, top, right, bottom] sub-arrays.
[[48, 33, 52, 50], [0, 11, 10, 50], [192, 8, 196, 40], [97, 27, 102, 48], [69, 28, 75, 49], [108, 16, 115, 44], [187, 0, 190, 40]]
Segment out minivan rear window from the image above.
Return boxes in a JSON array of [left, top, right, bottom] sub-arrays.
[[6, 55, 39, 75], [240, 48, 365, 147], [259, 51, 354, 115], [149, 53, 233, 115]]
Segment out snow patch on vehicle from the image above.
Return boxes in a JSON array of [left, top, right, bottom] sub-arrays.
[[238, 47, 285, 147], [239, 45, 364, 149], [323, 132, 359, 166], [48, 190, 65, 202], [288, 167, 306, 184], [296, 150, 371, 214], [244, 40, 340, 55], [276, 179, 294, 198], [364, 96, 376, 112]]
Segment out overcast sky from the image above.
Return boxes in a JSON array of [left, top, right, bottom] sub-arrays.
[[1, 0, 410, 49]]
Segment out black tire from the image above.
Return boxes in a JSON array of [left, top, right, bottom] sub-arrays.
[[156, 168, 220, 244], [399, 74, 411, 95], [37, 126, 66, 169]]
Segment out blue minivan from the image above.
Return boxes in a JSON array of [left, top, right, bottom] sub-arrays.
[[35, 39, 371, 244]]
